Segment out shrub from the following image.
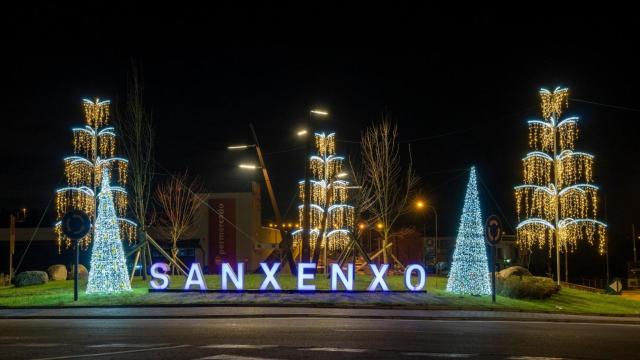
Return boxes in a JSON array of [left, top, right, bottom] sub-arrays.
[[497, 275, 559, 299], [15, 271, 49, 287]]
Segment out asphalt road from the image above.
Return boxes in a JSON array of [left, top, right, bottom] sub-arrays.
[[1, 316, 638, 360]]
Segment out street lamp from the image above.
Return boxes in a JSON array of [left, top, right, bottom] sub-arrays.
[[414, 199, 438, 269], [227, 124, 298, 274]]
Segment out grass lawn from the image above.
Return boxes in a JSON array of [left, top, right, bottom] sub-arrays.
[[1, 274, 639, 316]]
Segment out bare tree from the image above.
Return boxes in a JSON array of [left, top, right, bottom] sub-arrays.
[[360, 118, 419, 266], [116, 61, 155, 244], [155, 172, 203, 273]]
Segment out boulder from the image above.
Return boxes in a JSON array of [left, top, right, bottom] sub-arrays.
[[67, 264, 89, 280], [47, 265, 68, 281], [15, 271, 48, 287], [498, 266, 532, 280]]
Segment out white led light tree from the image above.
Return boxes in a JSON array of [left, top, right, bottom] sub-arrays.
[[446, 167, 491, 296], [514, 87, 606, 284], [86, 169, 132, 294], [55, 98, 135, 250], [293, 132, 355, 256]]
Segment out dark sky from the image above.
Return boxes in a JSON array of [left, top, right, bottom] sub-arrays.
[[2, 5, 639, 277]]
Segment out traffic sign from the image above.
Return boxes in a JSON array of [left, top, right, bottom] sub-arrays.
[[485, 215, 503, 246], [61, 209, 91, 302], [609, 279, 623, 294], [61, 210, 91, 240]]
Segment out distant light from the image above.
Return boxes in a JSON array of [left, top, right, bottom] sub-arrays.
[[336, 172, 348, 178], [415, 200, 425, 209], [297, 130, 308, 136], [376, 222, 384, 230], [228, 145, 253, 150], [310, 109, 329, 116], [358, 223, 366, 230], [239, 164, 259, 170]]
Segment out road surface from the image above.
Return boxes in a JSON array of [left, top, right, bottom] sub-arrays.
[[1, 314, 638, 359]]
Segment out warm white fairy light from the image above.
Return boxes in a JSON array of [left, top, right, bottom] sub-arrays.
[[56, 98, 134, 250], [293, 132, 354, 252], [515, 87, 606, 255], [86, 169, 132, 294]]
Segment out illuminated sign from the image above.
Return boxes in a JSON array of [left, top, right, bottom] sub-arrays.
[[149, 262, 427, 292]]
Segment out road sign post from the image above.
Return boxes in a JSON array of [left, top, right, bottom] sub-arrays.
[[485, 215, 503, 303], [61, 210, 91, 301]]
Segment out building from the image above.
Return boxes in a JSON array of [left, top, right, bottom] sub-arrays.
[[1, 182, 281, 275]]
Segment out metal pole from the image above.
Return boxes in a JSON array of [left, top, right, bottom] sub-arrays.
[[301, 119, 312, 263], [249, 124, 296, 273], [492, 246, 497, 303], [564, 251, 569, 283], [633, 224, 637, 263], [74, 240, 79, 302], [553, 119, 561, 286], [433, 207, 438, 274]]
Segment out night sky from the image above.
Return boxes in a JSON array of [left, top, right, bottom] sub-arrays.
[[3, 5, 639, 278]]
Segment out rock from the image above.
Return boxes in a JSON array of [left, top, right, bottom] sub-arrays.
[[15, 271, 48, 287], [498, 266, 532, 280], [67, 264, 89, 280], [47, 265, 68, 281]]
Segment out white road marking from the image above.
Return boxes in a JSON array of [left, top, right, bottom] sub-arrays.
[[403, 353, 474, 358], [508, 357, 568, 360], [29, 344, 190, 360], [302, 347, 369, 353], [201, 344, 277, 349], [8, 343, 66, 347], [196, 355, 283, 360], [88, 343, 169, 348], [335, 328, 427, 333]]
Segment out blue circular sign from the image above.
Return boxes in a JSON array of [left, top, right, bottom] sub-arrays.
[[61, 210, 91, 240]]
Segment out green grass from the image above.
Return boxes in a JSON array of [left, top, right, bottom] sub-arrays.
[[1, 275, 639, 316]]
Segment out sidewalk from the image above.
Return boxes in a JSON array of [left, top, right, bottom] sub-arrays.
[[2, 306, 640, 324]]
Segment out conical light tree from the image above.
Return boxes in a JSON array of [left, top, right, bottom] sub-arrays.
[[55, 98, 135, 250], [293, 132, 355, 254], [86, 169, 132, 294], [515, 87, 607, 283], [446, 167, 491, 295]]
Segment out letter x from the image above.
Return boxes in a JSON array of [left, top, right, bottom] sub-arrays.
[[259, 262, 281, 290], [368, 263, 389, 291]]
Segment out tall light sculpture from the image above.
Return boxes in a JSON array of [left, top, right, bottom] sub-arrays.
[[293, 132, 355, 258], [446, 167, 491, 295], [515, 87, 606, 284], [86, 169, 132, 293], [55, 98, 135, 250]]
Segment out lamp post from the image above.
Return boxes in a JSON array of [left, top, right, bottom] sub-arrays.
[[415, 199, 438, 270], [229, 123, 297, 273]]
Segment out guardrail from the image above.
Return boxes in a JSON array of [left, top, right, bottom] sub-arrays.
[[561, 281, 605, 294]]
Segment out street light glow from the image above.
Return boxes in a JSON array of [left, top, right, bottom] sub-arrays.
[[415, 200, 425, 209], [228, 144, 254, 150], [336, 172, 348, 178], [310, 109, 329, 116], [239, 164, 260, 170], [297, 130, 308, 136]]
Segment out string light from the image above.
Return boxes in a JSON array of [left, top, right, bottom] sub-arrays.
[[515, 87, 606, 255], [294, 132, 354, 252], [446, 167, 491, 295], [86, 169, 132, 294], [56, 98, 135, 250]]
